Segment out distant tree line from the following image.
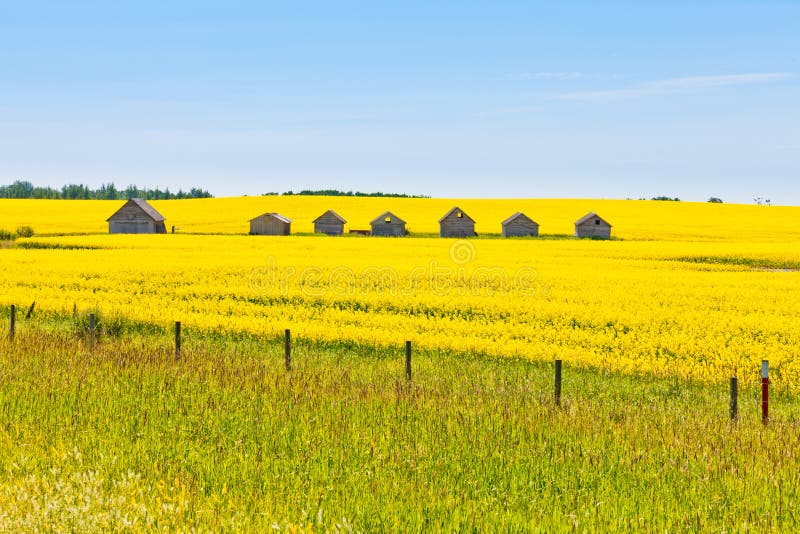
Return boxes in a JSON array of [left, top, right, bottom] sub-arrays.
[[0, 181, 212, 200], [270, 189, 430, 198]]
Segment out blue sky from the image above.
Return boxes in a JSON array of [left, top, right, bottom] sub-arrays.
[[0, 1, 798, 203]]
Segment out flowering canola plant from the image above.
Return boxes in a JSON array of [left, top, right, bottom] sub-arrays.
[[4, 196, 800, 241], [1, 198, 800, 389]]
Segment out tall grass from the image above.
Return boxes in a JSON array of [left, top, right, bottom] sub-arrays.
[[1, 320, 799, 531]]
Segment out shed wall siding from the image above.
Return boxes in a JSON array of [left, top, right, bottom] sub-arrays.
[[108, 211, 166, 233], [502, 220, 539, 237], [440, 216, 475, 237], [109, 220, 156, 234], [111, 205, 150, 221], [250, 218, 290, 235], [371, 221, 406, 236], [314, 214, 345, 235], [575, 221, 611, 239]]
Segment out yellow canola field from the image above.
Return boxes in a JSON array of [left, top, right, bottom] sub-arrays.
[[2, 222, 800, 389], [3, 196, 800, 241]]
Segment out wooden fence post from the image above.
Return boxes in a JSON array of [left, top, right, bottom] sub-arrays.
[[554, 359, 563, 407], [89, 313, 95, 351], [405, 341, 412, 380], [175, 321, 181, 360], [25, 301, 35, 320], [729, 377, 738, 421], [9, 305, 15, 341], [761, 360, 769, 424], [284, 329, 291, 371]]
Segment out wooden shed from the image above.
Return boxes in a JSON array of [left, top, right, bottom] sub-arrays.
[[370, 211, 406, 237], [501, 212, 539, 237], [574, 212, 612, 239], [106, 198, 166, 234], [313, 210, 346, 235], [439, 207, 475, 237], [249, 212, 291, 235]]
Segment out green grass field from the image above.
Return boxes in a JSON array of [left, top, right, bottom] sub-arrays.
[[1, 314, 799, 532]]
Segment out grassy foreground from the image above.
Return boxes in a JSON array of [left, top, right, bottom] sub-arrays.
[[1, 321, 800, 532]]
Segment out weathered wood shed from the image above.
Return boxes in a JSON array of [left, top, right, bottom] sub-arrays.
[[370, 211, 406, 237], [501, 212, 539, 237], [313, 210, 346, 235], [249, 212, 291, 235], [439, 207, 475, 238], [574, 212, 612, 239], [106, 198, 167, 234]]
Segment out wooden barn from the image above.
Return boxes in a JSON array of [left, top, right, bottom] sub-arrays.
[[439, 207, 475, 237], [313, 210, 346, 235], [370, 211, 406, 237], [106, 198, 167, 234], [574, 212, 612, 239], [249, 212, 291, 235], [501, 212, 539, 237]]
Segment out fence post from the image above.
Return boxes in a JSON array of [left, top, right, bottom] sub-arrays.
[[729, 377, 738, 421], [25, 301, 35, 320], [761, 360, 769, 424], [89, 313, 95, 352], [175, 321, 181, 360], [405, 341, 412, 380], [9, 305, 15, 341], [554, 359, 562, 407], [284, 329, 291, 371]]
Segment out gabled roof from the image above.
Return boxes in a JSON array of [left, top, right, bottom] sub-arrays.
[[438, 206, 475, 223], [369, 211, 406, 225], [106, 198, 166, 222], [575, 212, 612, 227], [501, 211, 538, 226], [249, 212, 292, 224], [312, 210, 347, 224]]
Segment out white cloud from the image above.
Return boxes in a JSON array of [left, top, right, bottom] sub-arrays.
[[554, 73, 794, 101]]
